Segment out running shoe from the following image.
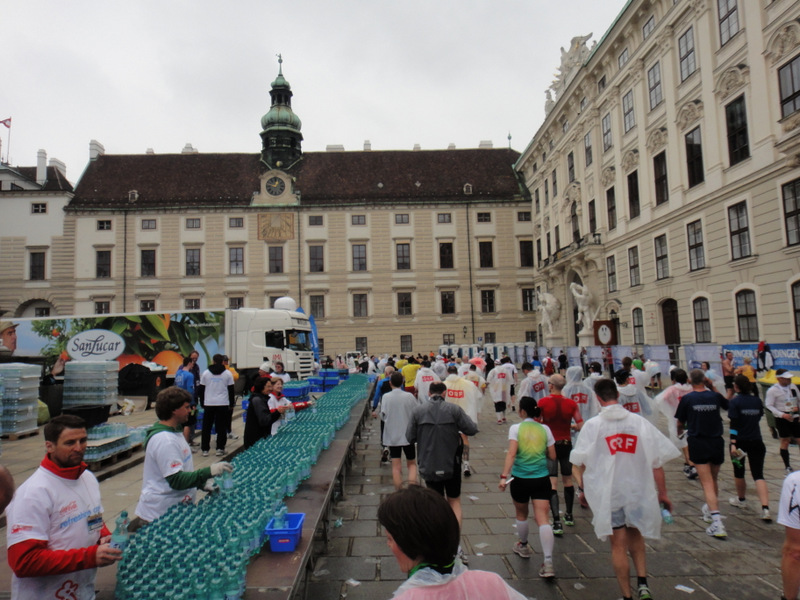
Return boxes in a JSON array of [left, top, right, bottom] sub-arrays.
[[202, 450, 209, 457], [682, 464, 692, 477], [513, 541, 532, 558], [787, 466, 794, 476], [497, 419, 504, 424], [701, 504, 712, 523], [637, 583, 653, 600], [706, 521, 727, 538], [687, 466, 698, 480], [552, 521, 564, 536], [728, 497, 747, 509], [463, 461, 472, 478], [538, 561, 555, 579], [502, 418, 507, 423], [563, 513, 574, 526], [761, 507, 772, 522], [380, 447, 390, 465], [227, 432, 239, 440], [215, 449, 225, 457]]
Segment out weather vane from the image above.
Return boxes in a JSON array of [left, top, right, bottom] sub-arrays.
[[276, 53, 283, 75]]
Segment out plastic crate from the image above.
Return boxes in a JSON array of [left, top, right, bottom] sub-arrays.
[[264, 513, 305, 552]]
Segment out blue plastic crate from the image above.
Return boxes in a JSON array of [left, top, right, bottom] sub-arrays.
[[265, 513, 305, 552]]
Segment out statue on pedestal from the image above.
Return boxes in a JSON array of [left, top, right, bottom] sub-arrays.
[[537, 290, 561, 336], [570, 282, 598, 334]]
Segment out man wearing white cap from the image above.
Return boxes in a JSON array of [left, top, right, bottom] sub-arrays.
[[0, 320, 18, 353], [765, 369, 800, 475]]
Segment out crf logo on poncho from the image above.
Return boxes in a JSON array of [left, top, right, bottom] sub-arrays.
[[606, 433, 638, 455], [447, 390, 464, 399], [572, 393, 588, 405], [56, 579, 79, 600], [534, 382, 545, 392], [422, 376, 434, 382], [497, 373, 506, 378]]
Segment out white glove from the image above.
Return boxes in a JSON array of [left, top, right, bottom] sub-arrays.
[[203, 478, 219, 493], [210, 461, 233, 477]]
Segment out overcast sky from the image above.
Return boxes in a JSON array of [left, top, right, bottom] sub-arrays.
[[2, 0, 626, 183]]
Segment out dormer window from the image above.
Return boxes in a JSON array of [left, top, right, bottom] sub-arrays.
[[463, 183, 473, 195]]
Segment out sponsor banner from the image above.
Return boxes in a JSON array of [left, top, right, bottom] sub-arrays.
[[611, 346, 632, 372], [684, 344, 722, 378], [722, 343, 800, 371], [643, 344, 671, 376], [567, 346, 583, 367]]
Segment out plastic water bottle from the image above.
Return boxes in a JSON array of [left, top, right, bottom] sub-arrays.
[[660, 503, 673, 525], [731, 447, 747, 468], [109, 510, 130, 551], [221, 469, 234, 492]]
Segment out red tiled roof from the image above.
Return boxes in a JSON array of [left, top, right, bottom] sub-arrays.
[[69, 148, 523, 210]]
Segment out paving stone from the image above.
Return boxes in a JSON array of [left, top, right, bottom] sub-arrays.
[[350, 535, 393, 557], [336, 580, 401, 599]]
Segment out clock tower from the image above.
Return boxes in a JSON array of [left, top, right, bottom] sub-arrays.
[[259, 55, 303, 171]]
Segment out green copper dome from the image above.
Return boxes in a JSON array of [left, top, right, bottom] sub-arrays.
[[260, 54, 303, 170]]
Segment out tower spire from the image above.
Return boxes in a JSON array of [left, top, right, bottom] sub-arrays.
[[259, 55, 303, 170]]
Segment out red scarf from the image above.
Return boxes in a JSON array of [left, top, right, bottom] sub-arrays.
[[40, 453, 88, 481]]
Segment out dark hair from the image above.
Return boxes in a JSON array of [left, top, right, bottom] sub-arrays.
[[182, 356, 193, 367], [44, 414, 86, 443], [589, 361, 602, 373], [429, 382, 447, 395], [422, 360, 431, 368], [390, 371, 404, 388], [594, 378, 618, 402], [212, 353, 224, 364], [378, 485, 459, 572], [519, 396, 540, 418], [734, 374, 751, 394], [622, 356, 633, 368], [501, 356, 511, 364], [447, 365, 458, 374], [252, 376, 272, 395], [670, 368, 688, 384], [155, 386, 192, 420], [521, 362, 533, 372], [689, 369, 706, 385], [613, 369, 630, 385], [701, 361, 711, 370]]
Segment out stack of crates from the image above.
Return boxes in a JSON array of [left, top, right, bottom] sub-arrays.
[[320, 369, 340, 391], [282, 380, 310, 404], [0, 363, 41, 436], [63, 361, 119, 408], [307, 376, 324, 393]]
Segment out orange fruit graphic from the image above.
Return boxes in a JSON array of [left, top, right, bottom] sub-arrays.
[[152, 350, 185, 376]]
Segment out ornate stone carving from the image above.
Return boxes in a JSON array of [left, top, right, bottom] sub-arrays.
[[564, 182, 582, 207], [601, 167, 615, 188], [676, 100, 704, 131], [550, 34, 595, 101], [544, 216, 550, 229], [767, 21, 800, 65], [646, 127, 668, 154], [689, 0, 709, 17], [621, 149, 640, 172], [630, 59, 645, 86], [656, 25, 673, 55], [783, 112, 800, 133], [715, 64, 749, 100]]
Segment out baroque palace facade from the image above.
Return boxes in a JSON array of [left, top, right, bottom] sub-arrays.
[[516, 0, 800, 352], [0, 65, 534, 356]]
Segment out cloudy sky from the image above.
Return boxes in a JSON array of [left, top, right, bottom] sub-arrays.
[[2, 1, 626, 182]]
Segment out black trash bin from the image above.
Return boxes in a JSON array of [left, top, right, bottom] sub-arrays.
[[118, 364, 168, 410]]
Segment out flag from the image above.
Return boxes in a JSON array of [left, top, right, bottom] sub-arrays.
[[0, 118, 10, 128]]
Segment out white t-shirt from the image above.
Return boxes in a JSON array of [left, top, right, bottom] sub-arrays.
[[270, 372, 291, 383], [200, 368, 234, 406], [7, 466, 103, 600], [268, 394, 292, 435], [414, 368, 440, 402], [135, 429, 196, 522], [778, 471, 800, 530]]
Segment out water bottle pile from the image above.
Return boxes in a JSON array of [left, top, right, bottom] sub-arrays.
[[84, 424, 149, 462], [115, 374, 368, 600], [63, 360, 119, 407], [0, 363, 41, 436]]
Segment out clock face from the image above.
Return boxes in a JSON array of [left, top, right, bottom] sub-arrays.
[[597, 324, 613, 345], [266, 176, 285, 196]]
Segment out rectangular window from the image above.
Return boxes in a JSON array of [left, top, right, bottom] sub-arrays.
[[654, 151, 669, 205], [355, 337, 368, 354], [439, 242, 454, 269], [141, 219, 156, 230], [779, 55, 800, 118], [30, 251, 45, 280], [622, 90, 636, 133], [602, 113, 613, 151], [141, 249, 156, 277], [546, 232, 552, 257], [517, 211, 531, 222], [185, 248, 201, 276], [718, 0, 739, 46], [484, 332, 497, 344], [679, 27, 697, 82], [554, 226, 560, 251], [351, 215, 366, 225], [519, 240, 534, 267], [725, 95, 749, 166], [309, 215, 323, 226], [479, 241, 493, 268], [783, 178, 800, 247], [598, 75, 606, 93], [687, 220, 706, 271], [648, 63, 663, 109], [140, 300, 155, 312], [185, 298, 200, 310], [481, 290, 496, 313], [525, 331, 537, 344], [97, 220, 111, 230], [229, 247, 244, 275], [552, 170, 558, 197], [607, 255, 617, 292], [642, 15, 655, 39], [628, 246, 640, 286], [310, 295, 325, 319], [352, 244, 367, 271], [441, 291, 455, 314], [736, 290, 759, 342], [618, 48, 629, 69], [96, 250, 111, 278], [353, 293, 368, 317], [685, 127, 704, 187], [567, 152, 575, 183], [400, 335, 413, 353], [477, 212, 491, 223], [522, 288, 536, 312], [607, 187, 617, 230], [588, 200, 597, 233], [728, 201, 751, 259], [186, 218, 201, 229], [693, 298, 712, 343], [584, 132, 593, 166], [544, 180, 549, 205], [396, 243, 411, 270], [229, 217, 244, 228], [94, 301, 110, 315], [268, 246, 283, 274], [31, 203, 47, 214], [309, 245, 324, 272], [34, 307, 50, 317], [229, 297, 244, 310], [395, 214, 409, 224], [397, 292, 412, 316], [443, 333, 455, 345], [438, 213, 452, 223], [654, 234, 669, 279], [627, 170, 640, 219], [632, 308, 645, 345], [536, 238, 542, 264], [535, 189, 541, 213]]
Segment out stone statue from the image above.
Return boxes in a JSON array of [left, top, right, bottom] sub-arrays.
[[550, 33, 594, 100], [570, 282, 598, 333], [537, 290, 561, 336]]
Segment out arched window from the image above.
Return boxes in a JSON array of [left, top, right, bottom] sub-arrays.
[[632, 308, 644, 344], [735, 290, 759, 342], [571, 203, 581, 243], [693, 297, 711, 343]]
